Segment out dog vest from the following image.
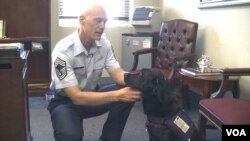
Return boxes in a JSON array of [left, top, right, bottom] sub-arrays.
[[146, 110, 194, 141]]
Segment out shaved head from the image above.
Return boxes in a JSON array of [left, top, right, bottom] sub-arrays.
[[78, 1, 106, 17], [77, 0, 108, 46]]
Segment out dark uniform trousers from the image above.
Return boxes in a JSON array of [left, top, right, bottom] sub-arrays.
[[47, 84, 134, 141]]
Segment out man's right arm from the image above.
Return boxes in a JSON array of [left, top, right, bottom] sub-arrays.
[[64, 86, 141, 106]]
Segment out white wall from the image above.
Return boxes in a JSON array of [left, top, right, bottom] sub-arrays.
[[161, 0, 250, 98], [50, 0, 160, 76], [51, 0, 250, 98]]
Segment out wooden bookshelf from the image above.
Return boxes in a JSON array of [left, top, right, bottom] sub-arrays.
[[0, 0, 51, 97]]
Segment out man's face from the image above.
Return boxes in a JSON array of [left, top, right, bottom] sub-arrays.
[[80, 6, 108, 41]]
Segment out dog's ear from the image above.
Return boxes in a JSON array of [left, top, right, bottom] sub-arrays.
[[151, 76, 167, 102]]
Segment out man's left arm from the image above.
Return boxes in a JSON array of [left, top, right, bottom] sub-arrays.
[[102, 35, 126, 85], [110, 68, 126, 85]]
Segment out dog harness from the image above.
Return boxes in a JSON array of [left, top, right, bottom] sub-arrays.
[[146, 110, 195, 141]]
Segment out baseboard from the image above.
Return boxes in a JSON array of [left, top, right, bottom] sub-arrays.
[[28, 83, 49, 97]]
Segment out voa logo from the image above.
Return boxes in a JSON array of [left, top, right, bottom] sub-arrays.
[[222, 125, 250, 141], [226, 129, 246, 136]]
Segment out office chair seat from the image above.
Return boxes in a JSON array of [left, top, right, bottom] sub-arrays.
[[198, 68, 250, 141]]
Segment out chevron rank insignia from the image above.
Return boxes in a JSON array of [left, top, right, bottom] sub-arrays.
[[54, 57, 67, 80]]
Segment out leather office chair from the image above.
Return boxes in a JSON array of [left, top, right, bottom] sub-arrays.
[[198, 68, 250, 141], [130, 19, 198, 83]]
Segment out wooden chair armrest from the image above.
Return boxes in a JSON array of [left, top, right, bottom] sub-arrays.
[[132, 48, 156, 56], [130, 48, 157, 71], [167, 53, 196, 81]]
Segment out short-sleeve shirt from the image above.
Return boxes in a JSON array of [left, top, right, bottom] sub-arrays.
[[50, 30, 120, 95]]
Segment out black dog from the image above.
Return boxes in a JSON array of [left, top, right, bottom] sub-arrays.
[[124, 68, 201, 141]]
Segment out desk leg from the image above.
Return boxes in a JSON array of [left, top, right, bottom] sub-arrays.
[[182, 86, 190, 108], [180, 75, 189, 108], [198, 81, 213, 141], [198, 113, 207, 141], [232, 81, 240, 98], [202, 81, 214, 99]]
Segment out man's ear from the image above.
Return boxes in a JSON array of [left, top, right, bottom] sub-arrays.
[[79, 15, 85, 24]]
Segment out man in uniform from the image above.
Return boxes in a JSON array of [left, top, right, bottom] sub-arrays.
[[47, 3, 141, 141]]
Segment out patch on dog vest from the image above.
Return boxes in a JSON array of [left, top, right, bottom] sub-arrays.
[[165, 110, 194, 141], [55, 57, 67, 80], [173, 115, 190, 133]]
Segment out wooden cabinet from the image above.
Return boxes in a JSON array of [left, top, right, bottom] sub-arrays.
[[0, 52, 32, 141], [0, 37, 51, 96], [0, 0, 51, 96]]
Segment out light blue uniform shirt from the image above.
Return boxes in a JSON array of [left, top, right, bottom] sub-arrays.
[[50, 30, 120, 95]]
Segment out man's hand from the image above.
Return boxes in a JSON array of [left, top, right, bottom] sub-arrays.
[[116, 87, 141, 102]]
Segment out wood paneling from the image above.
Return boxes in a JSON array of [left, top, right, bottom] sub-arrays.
[[0, 0, 50, 37]]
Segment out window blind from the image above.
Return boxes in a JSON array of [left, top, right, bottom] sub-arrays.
[[58, 0, 130, 20]]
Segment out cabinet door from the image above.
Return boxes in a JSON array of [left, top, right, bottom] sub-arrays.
[[121, 35, 153, 71], [0, 58, 32, 141]]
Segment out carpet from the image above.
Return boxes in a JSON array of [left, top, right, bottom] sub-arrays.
[[28, 89, 221, 141], [29, 97, 149, 141]]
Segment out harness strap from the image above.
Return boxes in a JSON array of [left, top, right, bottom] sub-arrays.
[[145, 109, 179, 129]]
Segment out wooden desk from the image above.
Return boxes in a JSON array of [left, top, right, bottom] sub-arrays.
[[179, 71, 240, 108], [0, 51, 32, 141]]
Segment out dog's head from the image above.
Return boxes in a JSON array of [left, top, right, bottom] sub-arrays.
[[124, 68, 180, 116], [124, 68, 166, 93]]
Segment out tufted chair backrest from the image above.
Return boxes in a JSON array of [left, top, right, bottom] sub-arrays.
[[154, 19, 198, 70]]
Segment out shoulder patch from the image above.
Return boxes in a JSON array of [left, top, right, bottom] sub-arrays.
[[111, 45, 117, 59], [54, 57, 67, 80]]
